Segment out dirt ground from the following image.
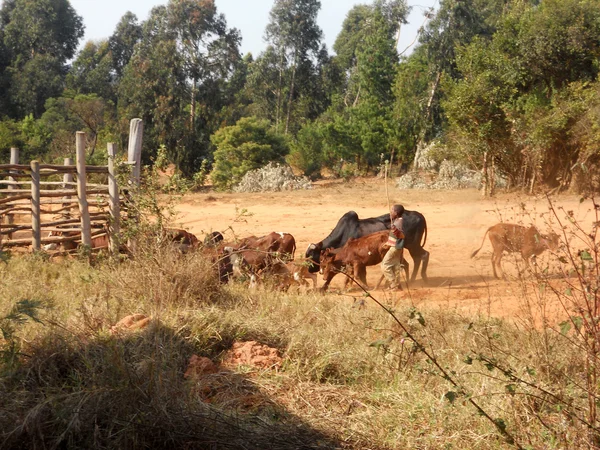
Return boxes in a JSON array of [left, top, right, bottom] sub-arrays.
[[172, 178, 594, 324]]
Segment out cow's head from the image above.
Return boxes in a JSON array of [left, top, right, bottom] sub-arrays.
[[305, 242, 323, 273], [543, 231, 560, 251], [319, 248, 338, 281]]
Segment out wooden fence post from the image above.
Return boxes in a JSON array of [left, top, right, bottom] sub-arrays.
[[6, 147, 19, 239], [107, 143, 120, 255], [127, 118, 143, 187], [62, 157, 74, 218], [76, 132, 92, 247], [30, 160, 41, 251]]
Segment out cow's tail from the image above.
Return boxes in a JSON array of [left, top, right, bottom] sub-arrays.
[[471, 228, 491, 258], [421, 218, 428, 248]]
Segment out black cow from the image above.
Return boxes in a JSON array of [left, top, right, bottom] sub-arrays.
[[305, 210, 429, 283]]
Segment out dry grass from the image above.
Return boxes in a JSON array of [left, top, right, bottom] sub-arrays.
[[0, 239, 594, 449]]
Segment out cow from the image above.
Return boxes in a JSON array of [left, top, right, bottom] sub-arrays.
[[161, 228, 199, 252], [305, 209, 429, 283], [249, 258, 318, 291], [225, 232, 297, 278], [319, 230, 409, 291], [203, 231, 224, 247], [471, 223, 560, 279]]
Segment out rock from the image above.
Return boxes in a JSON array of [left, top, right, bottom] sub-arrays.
[[234, 162, 312, 193]]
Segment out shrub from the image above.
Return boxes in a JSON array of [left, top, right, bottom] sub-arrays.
[[210, 117, 289, 190]]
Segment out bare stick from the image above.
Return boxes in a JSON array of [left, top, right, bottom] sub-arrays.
[[30, 161, 41, 251], [6, 147, 19, 239], [107, 143, 121, 255], [76, 131, 92, 247]]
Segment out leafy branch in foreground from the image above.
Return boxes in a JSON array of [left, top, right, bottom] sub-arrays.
[[335, 268, 523, 449]]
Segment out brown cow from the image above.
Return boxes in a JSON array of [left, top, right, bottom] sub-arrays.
[[161, 228, 199, 252], [250, 258, 317, 291], [320, 230, 409, 291], [471, 223, 560, 279], [227, 232, 297, 277]]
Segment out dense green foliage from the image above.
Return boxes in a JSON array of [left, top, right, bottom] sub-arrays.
[[210, 116, 289, 189], [0, 0, 599, 191]]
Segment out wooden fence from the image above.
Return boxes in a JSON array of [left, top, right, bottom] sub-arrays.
[[0, 119, 143, 254]]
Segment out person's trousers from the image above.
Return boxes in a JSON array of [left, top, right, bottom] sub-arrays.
[[381, 246, 404, 287]]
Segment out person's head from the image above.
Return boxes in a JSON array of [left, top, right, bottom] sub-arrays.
[[391, 204, 405, 220]]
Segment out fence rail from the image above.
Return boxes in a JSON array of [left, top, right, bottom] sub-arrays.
[[0, 119, 143, 254]]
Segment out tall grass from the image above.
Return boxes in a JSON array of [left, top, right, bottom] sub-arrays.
[[0, 198, 597, 448]]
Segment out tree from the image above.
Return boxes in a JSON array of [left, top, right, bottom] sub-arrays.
[[265, 0, 323, 134], [210, 116, 288, 189], [118, 0, 240, 175], [0, 0, 84, 118], [108, 12, 142, 80], [167, 0, 240, 128], [67, 40, 115, 102]]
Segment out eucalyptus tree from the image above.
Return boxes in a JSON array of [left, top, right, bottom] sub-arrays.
[[167, 0, 240, 129], [108, 12, 142, 80], [315, 0, 406, 171], [0, 0, 84, 118], [67, 41, 115, 102], [118, 0, 240, 175], [265, 0, 323, 134]]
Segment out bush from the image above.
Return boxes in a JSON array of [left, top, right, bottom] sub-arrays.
[[210, 117, 289, 190], [287, 123, 323, 179]]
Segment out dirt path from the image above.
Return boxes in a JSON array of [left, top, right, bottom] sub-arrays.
[[173, 179, 595, 324]]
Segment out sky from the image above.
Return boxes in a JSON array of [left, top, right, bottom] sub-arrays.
[[67, 0, 439, 58]]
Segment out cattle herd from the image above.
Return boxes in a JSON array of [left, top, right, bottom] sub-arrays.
[[40, 206, 561, 290], [157, 207, 561, 292]]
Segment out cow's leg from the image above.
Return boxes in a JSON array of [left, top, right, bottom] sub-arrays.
[[354, 262, 369, 289], [401, 257, 410, 285], [408, 247, 429, 283], [310, 273, 317, 289], [419, 249, 429, 283], [320, 272, 336, 292], [491, 251, 502, 279]]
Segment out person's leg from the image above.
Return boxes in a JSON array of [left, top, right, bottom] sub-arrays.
[[381, 247, 400, 288]]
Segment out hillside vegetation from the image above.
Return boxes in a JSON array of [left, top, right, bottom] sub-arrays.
[[1, 0, 600, 192]]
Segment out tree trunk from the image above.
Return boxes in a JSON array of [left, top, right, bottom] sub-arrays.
[[190, 78, 197, 129], [489, 156, 496, 197], [275, 49, 285, 133], [285, 49, 298, 135], [413, 71, 441, 170], [481, 151, 488, 198]]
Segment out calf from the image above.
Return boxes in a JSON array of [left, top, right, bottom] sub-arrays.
[[251, 258, 318, 291], [320, 230, 409, 291], [471, 223, 560, 279]]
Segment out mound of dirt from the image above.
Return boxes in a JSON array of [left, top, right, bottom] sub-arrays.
[[222, 341, 282, 370], [184, 355, 219, 379], [110, 314, 151, 335]]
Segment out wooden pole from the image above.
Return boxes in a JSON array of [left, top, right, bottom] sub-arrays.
[[107, 143, 120, 255], [6, 147, 19, 239], [62, 157, 74, 218], [30, 161, 41, 251], [127, 118, 143, 187], [76, 131, 92, 247]]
